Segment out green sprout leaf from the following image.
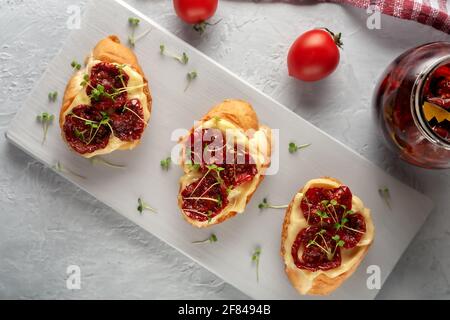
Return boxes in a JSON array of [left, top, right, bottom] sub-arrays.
[[378, 187, 391, 209], [128, 17, 140, 27], [48, 91, 58, 102], [160, 157, 171, 171], [252, 247, 261, 283], [80, 74, 89, 87], [288, 142, 311, 154], [137, 198, 157, 214], [258, 198, 288, 210], [185, 71, 198, 92], [128, 17, 140, 47], [71, 60, 81, 70], [192, 233, 218, 244], [37, 112, 54, 144], [159, 43, 189, 65]]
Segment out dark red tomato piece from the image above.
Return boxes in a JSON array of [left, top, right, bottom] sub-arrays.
[[87, 62, 129, 111], [181, 171, 228, 221], [186, 128, 225, 167], [287, 29, 342, 82], [63, 104, 111, 154], [173, 0, 218, 24], [220, 147, 258, 187], [185, 128, 258, 187], [337, 212, 366, 249], [292, 226, 341, 271], [300, 186, 352, 226], [110, 99, 146, 141]]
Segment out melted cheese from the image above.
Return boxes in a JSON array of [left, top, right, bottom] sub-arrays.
[[62, 57, 149, 158], [283, 178, 374, 294], [179, 118, 270, 224]]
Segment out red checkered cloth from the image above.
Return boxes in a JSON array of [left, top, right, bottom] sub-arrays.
[[322, 0, 450, 33]]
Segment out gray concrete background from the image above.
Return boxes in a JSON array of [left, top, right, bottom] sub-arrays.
[[0, 0, 449, 299]]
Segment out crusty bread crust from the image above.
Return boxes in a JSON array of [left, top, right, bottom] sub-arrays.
[[59, 35, 152, 156], [281, 177, 374, 295], [178, 100, 272, 228]]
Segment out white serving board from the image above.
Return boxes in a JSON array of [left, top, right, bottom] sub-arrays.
[[6, 0, 433, 299]]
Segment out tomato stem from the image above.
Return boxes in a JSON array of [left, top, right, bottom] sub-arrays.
[[324, 28, 343, 49], [193, 19, 222, 34]]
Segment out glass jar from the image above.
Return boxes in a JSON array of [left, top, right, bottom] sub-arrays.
[[374, 42, 450, 169]]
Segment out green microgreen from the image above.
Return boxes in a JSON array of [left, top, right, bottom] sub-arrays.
[[71, 60, 81, 70], [80, 74, 90, 87], [192, 233, 218, 244], [69, 111, 113, 146], [137, 197, 157, 214], [258, 197, 288, 210], [184, 71, 198, 92], [252, 247, 261, 283], [207, 210, 213, 223], [160, 157, 171, 171], [88, 83, 146, 103], [289, 142, 311, 154], [48, 91, 58, 102], [187, 163, 201, 171], [128, 17, 140, 47], [159, 43, 189, 64], [378, 187, 391, 209], [37, 112, 54, 144]]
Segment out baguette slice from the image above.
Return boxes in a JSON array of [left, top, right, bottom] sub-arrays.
[[60, 35, 152, 158], [281, 177, 375, 295], [178, 99, 272, 228]]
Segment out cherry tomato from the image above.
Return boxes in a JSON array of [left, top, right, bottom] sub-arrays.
[[287, 28, 342, 82], [173, 0, 218, 24]]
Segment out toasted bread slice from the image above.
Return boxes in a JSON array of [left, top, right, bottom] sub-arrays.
[[281, 177, 375, 295], [60, 35, 152, 158], [178, 99, 272, 228]]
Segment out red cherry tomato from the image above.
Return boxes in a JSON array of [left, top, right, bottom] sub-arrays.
[[173, 0, 218, 24], [287, 29, 342, 82]]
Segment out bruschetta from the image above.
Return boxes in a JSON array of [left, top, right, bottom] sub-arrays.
[[281, 177, 375, 295], [178, 99, 272, 227], [60, 35, 152, 158]]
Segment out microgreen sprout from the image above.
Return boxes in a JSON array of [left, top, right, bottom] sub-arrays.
[[128, 17, 140, 47], [71, 60, 81, 70], [207, 210, 213, 223], [159, 43, 189, 64], [252, 247, 261, 282], [52, 161, 86, 179], [37, 112, 54, 144], [193, 19, 222, 34], [160, 157, 171, 171], [48, 91, 58, 102], [137, 197, 157, 214], [80, 74, 89, 87], [184, 71, 198, 92], [89, 156, 126, 169], [258, 198, 288, 210], [378, 187, 391, 209], [192, 233, 218, 244], [288, 142, 311, 154], [187, 163, 201, 171]]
